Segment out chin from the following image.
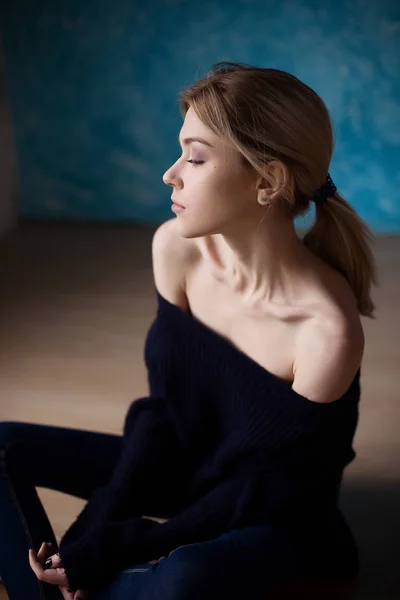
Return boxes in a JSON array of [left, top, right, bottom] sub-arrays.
[[175, 215, 222, 239], [176, 222, 206, 239]]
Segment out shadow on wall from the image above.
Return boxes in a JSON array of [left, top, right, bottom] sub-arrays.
[[340, 480, 400, 599], [0, 44, 18, 238]]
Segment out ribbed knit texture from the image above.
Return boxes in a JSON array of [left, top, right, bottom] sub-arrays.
[[59, 290, 360, 591]]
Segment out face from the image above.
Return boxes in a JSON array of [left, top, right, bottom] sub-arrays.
[[163, 107, 262, 239]]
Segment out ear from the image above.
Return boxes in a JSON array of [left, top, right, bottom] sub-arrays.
[[256, 161, 290, 203]]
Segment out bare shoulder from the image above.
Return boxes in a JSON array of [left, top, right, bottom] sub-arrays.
[[152, 218, 200, 310], [292, 283, 365, 403]]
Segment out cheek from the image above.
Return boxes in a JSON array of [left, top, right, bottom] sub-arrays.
[[186, 163, 252, 212], [191, 167, 233, 197], [190, 176, 231, 215], [190, 185, 247, 226], [203, 172, 250, 208]]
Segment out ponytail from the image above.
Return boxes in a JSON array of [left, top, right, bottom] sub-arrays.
[[303, 194, 377, 318]]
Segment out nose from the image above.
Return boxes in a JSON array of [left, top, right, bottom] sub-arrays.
[[162, 170, 172, 186], [163, 161, 182, 188], [162, 166, 173, 187]]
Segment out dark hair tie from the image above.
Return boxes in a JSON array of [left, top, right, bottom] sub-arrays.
[[312, 173, 337, 203]]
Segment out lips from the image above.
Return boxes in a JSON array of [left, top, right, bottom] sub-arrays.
[[171, 198, 185, 208]]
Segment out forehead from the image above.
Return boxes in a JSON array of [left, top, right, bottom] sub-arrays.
[[179, 107, 220, 145], [178, 107, 248, 172]]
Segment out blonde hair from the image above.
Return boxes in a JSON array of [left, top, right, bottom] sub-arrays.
[[179, 62, 377, 318]]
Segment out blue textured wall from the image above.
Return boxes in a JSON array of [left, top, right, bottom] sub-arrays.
[[1, 0, 399, 231]]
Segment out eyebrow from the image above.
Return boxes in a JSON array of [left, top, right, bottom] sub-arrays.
[[178, 135, 214, 148]]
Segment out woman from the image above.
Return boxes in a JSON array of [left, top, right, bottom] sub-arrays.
[[1, 62, 376, 599]]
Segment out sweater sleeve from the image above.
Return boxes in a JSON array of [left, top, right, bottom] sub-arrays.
[[60, 397, 191, 549], [59, 474, 249, 592], [59, 485, 109, 548]]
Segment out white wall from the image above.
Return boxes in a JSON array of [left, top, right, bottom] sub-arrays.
[[0, 47, 17, 238]]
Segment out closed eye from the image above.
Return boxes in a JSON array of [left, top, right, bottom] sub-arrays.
[[186, 160, 204, 166]]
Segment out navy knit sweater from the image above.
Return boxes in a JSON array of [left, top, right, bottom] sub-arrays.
[[59, 290, 360, 592]]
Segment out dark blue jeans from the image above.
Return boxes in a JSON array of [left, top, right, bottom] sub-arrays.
[[0, 421, 359, 600]]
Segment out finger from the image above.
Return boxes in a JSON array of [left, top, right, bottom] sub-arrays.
[[36, 542, 47, 563], [74, 590, 89, 600], [52, 567, 70, 587], [38, 542, 55, 563], [29, 550, 68, 586], [42, 569, 68, 586], [44, 552, 64, 569], [29, 549, 44, 578]]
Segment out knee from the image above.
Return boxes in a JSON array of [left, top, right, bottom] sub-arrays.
[[123, 399, 149, 437], [123, 397, 165, 438]]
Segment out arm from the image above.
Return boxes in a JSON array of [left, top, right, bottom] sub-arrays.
[[60, 397, 190, 548], [59, 485, 109, 548], [59, 474, 249, 591], [59, 448, 344, 591], [60, 220, 196, 563], [292, 315, 363, 403], [152, 218, 199, 310]]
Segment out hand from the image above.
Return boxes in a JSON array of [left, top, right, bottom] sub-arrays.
[[29, 542, 88, 600]]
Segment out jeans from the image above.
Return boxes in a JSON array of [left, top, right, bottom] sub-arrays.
[[0, 421, 359, 599]]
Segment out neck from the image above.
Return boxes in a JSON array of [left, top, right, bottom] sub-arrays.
[[209, 212, 310, 304]]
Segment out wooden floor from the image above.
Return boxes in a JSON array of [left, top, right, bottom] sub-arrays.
[[0, 222, 399, 599]]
